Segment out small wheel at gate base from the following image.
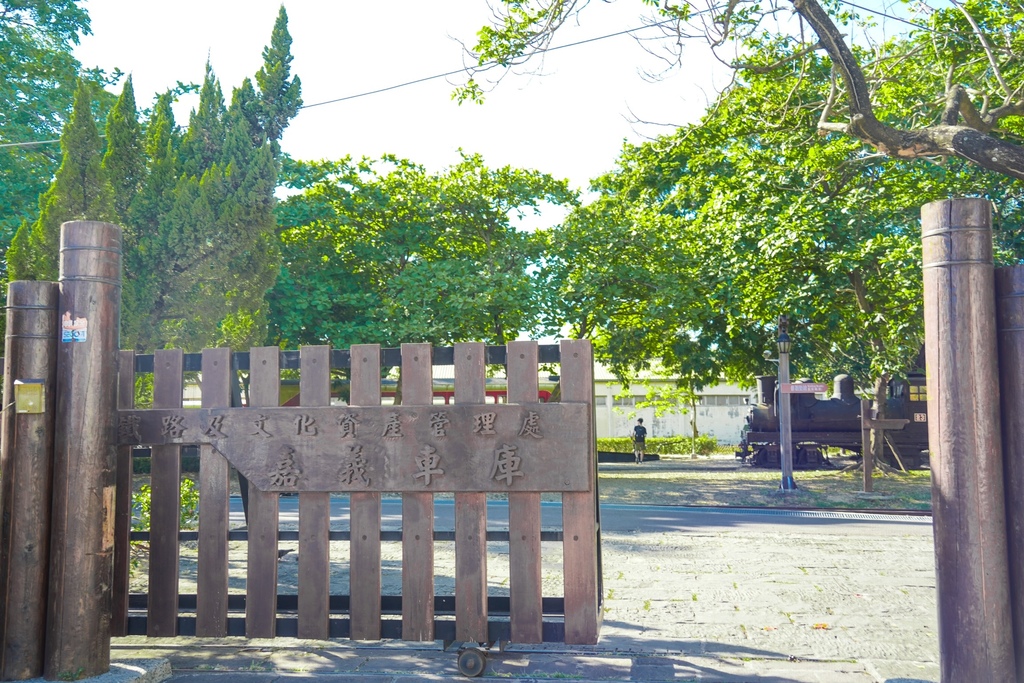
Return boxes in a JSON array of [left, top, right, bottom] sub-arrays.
[[457, 648, 487, 677]]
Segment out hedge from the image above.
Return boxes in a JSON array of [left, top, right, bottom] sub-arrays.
[[597, 435, 718, 456], [132, 451, 200, 474]]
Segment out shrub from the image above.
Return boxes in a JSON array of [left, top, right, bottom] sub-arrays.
[[132, 450, 200, 474], [132, 478, 200, 532], [597, 435, 719, 455]]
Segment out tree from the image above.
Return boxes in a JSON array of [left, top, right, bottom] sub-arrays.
[[254, 5, 302, 159], [102, 77, 145, 224], [269, 153, 577, 349], [537, 41, 1023, 448], [0, 0, 107, 266], [116, 10, 301, 351], [461, 0, 1024, 180], [102, 77, 147, 343], [8, 79, 115, 281]]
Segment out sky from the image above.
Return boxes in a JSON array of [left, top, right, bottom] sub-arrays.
[[74, 1, 727, 196]]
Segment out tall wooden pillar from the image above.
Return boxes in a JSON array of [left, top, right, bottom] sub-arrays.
[[0, 281, 59, 680], [996, 265, 1024, 681], [45, 222, 121, 680], [922, 199, 1015, 682]]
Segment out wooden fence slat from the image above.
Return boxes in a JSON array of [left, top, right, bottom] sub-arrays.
[[112, 349, 135, 638], [506, 340, 544, 643], [454, 342, 488, 643], [298, 345, 331, 639], [196, 348, 232, 637], [401, 343, 434, 641], [148, 349, 183, 637], [349, 344, 382, 640], [559, 339, 601, 645], [245, 346, 281, 638]]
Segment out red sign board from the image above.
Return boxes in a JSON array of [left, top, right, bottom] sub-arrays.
[[781, 383, 829, 394]]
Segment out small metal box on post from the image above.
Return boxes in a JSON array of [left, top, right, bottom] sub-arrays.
[[45, 221, 122, 681], [0, 281, 59, 681]]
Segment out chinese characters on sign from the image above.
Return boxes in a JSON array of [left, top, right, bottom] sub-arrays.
[[472, 412, 496, 435], [339, 444, 371, 487], [491, 444, 523, 486], [338, 413, 358, 438], [430, 412, 449, 438], [118, 414, 142, 442], [415, 445, 444, 486], [270, 446, 301, 487], [161, 414, 186, 438], [114, 403, 586, 492]]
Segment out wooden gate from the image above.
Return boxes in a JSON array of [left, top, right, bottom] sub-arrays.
[[113, 341, 601, 645]]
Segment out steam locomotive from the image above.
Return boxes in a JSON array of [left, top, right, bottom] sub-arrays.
[[735, 374, 930, 469]]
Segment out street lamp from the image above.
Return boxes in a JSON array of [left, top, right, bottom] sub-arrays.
[[776, 318, 798, 491]]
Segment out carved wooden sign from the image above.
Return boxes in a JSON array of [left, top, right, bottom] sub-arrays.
[[118, 404, 592, 493]]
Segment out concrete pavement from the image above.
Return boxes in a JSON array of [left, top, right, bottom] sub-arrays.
[[112, 505, 939, 682]]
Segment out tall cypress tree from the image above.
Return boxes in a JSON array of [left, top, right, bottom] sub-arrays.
[[114, 9, 299, 351], [8, 79, 115, 281], [179, 63, 226, 180], [102, 77, 145, 225], [255, 5, 302, 158], [119, 92, 179, 349]]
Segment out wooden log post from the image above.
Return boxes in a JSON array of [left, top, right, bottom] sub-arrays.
[[996, 265, 1024, 680], [0, 281, 59, 680], [860, 399, 873, 493], [921, 199, 1016, 682], [45, 221, 121, 680]]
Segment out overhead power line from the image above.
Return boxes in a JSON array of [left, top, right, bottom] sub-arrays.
[[298, 17, 680, 110], [0, 137, 63, 149], [0, 1, 956, 149], [836, 0, 946, 34]]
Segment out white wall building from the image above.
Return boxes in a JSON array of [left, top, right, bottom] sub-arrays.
[[592, 364, 755, 444]]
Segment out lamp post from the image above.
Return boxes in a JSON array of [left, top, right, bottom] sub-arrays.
[[776, 319, 798, 491]]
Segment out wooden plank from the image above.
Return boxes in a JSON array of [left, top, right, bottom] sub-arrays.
[[559, 339, 601, 645], [454, 342, 487, 643], [148, 349, 183, 637], [506, 340, 543, 643], [112, 349, 134, 639], [245, 347, 281, 638], [349, 344, 382, 640], [298, 346, 331, 640], [196, 348, 232, 637], [401, 343, 434, 641]]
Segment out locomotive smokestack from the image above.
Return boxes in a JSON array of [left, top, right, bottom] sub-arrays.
[[833, 374, 856, 403], [756, 375, 776, 406]]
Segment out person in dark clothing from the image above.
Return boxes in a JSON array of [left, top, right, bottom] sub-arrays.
[[632, 418, 647, 464]]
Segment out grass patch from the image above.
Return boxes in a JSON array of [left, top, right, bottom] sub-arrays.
[[597, 455, 931, 510]]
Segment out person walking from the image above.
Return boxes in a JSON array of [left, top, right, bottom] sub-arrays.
[[632, 418, 648, 464]]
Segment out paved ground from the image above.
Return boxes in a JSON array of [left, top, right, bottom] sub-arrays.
[[112, 506, 939, 682]]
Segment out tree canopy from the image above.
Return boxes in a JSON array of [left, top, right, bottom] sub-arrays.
[[6, 5, 301, 353], [460, 0, 1024, 180], [269, 152, 577, 349], [537, 22, 1024, 396], [8, 79, 115, 282], [0, 0, 114, 273]]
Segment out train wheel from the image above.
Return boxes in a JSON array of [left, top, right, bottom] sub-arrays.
[[457, 648, 487, 677]]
